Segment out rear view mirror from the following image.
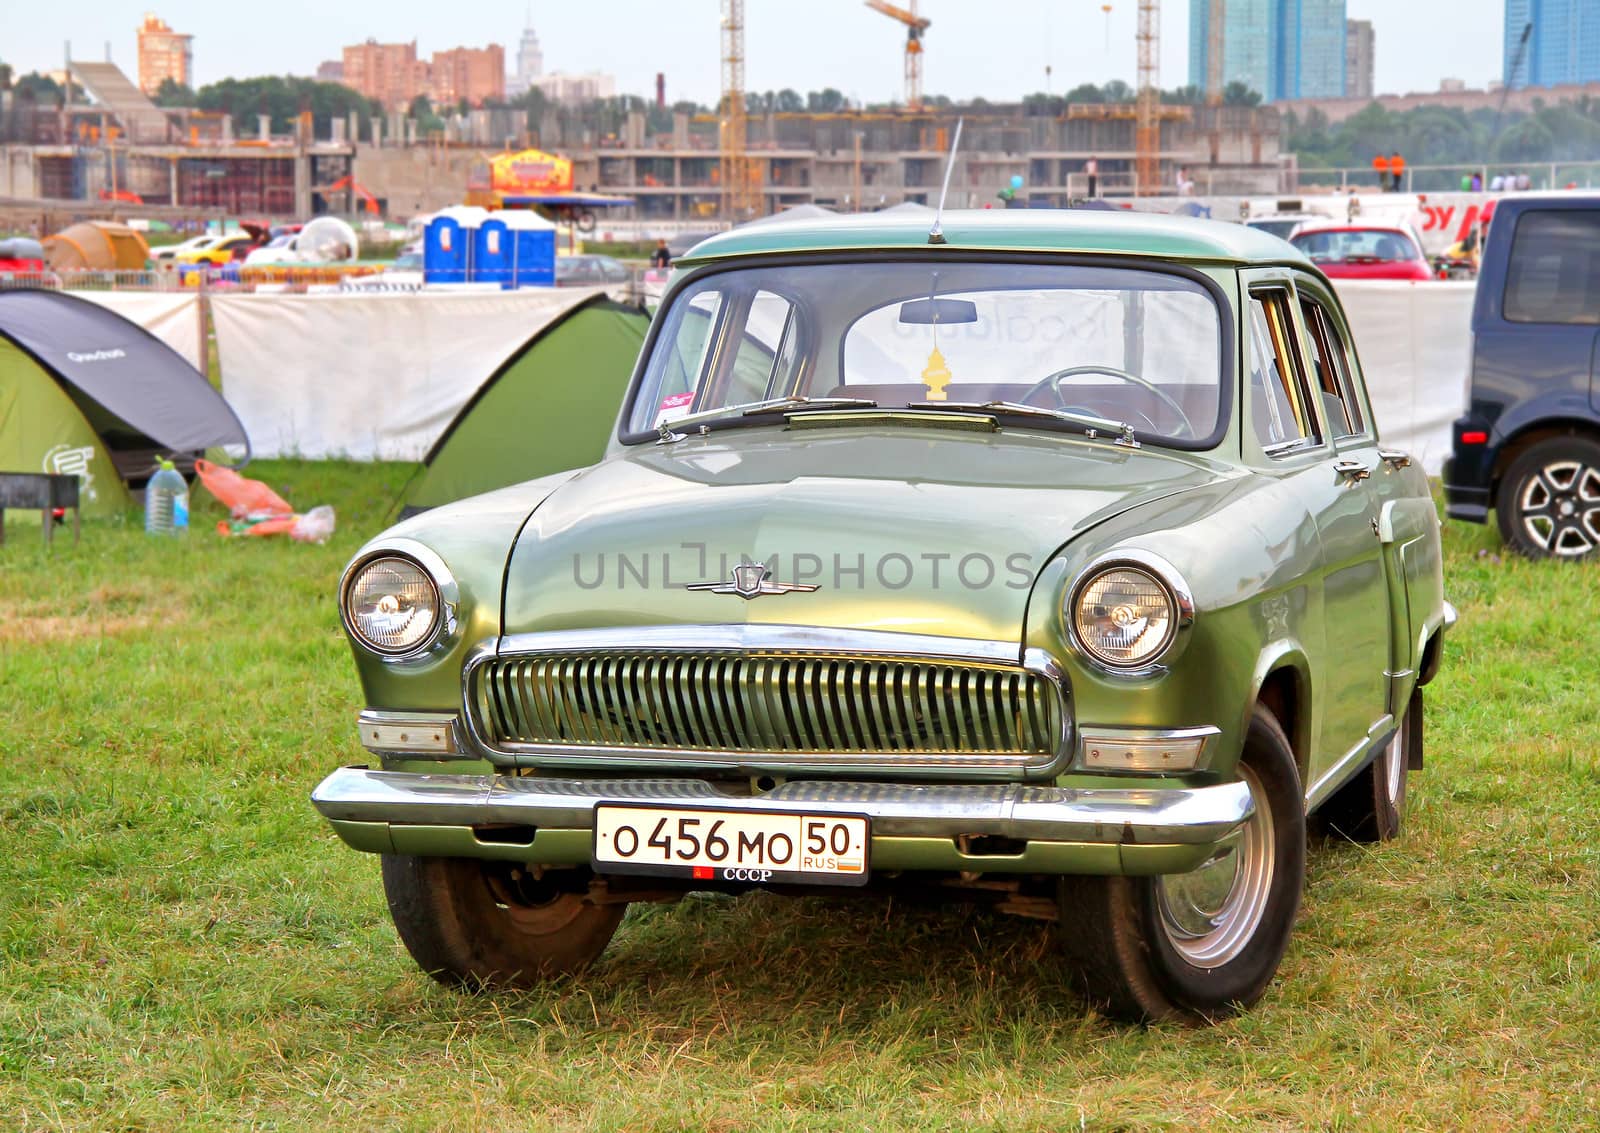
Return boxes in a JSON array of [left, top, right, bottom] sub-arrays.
[[898, 297, 979, 324]]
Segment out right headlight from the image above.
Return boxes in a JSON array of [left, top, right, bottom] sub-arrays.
[[1070, 559, 1189, 671], [343, 555, 441, 656]]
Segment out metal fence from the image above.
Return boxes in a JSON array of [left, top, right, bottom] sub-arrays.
[[1295, 159, 1600, 194], [0, 264, 398, 294]]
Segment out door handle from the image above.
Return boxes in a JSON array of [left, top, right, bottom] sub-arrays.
[[1378, 449, 1412, 469], [1333, 459, 1371, 483]]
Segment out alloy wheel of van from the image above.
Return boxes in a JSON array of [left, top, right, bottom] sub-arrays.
[[381, 855, 626, 989], [1057, 704, 1305, 1024], [1498, 438, 1600, 560]]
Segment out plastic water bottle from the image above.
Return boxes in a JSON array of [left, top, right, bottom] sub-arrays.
[[144, 460, 190, 535]]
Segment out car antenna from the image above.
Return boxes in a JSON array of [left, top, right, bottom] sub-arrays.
[[928, 117, 964, 245]]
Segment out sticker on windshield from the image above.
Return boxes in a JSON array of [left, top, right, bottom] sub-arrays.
[[656, 391, 695, 425]]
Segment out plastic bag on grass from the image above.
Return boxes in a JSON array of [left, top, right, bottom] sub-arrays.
[[290, 506, 336, 544], [197, 461, 334, 543], [195, 459, 293, 518]]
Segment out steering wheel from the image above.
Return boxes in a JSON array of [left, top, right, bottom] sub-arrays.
[[1023, 364, 1195, 438]]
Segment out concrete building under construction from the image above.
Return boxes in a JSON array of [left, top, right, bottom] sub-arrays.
[[0, 60, 358, 224], [1, 59, 1285, 225], [554, 103, 1284, 222]]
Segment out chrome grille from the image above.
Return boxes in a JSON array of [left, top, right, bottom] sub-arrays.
[[469, 651, 1064, 765]]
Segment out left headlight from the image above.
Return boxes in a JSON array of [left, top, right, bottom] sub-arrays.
[[344, 555, 440, 655], [1070, 562, 1183, 670]]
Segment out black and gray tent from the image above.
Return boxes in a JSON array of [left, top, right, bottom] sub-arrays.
[[399, 294, 649, 515], [0, 289, 250, 518]]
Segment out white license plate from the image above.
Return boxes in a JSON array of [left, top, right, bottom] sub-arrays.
[[592, 804, 869, 886]]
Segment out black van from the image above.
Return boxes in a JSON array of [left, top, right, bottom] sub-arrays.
[[1445, 193, 1600, 558]]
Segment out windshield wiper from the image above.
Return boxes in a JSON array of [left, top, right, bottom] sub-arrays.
[[903, 400, 1139, 446], [656, 396, 878, 442], [742, 395, 878, 416]]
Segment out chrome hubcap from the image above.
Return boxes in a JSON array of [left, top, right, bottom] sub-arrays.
[[1384, 727, 1405, 805], [1519, 461, 1600, 556], [1156, 764, 1274, 968]]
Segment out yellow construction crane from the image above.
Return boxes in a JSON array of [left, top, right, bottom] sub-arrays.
[[719, 0, 762, 219], [865, 0, 930, 112], [1206, 0, 1224, 165], [1134, 0, 1159, 194]]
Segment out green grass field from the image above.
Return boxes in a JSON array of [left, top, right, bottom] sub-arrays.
[[3, 461, 1597, 1131]]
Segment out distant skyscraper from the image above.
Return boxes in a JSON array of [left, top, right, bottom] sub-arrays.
[[431, 44, 506, 108], [136, 13, 192, 96], [508, 21, 545, 98], [1188, 0, 1347, 102], [342, 40, 427, 110], [1345, 18, 1374, 99], [1504, 0, 1600, 89]]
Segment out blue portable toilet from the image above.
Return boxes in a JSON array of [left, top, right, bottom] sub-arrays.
[[501, 210, 557, 288], [473, 218, 514, 287], [423, 206, 489, 284]]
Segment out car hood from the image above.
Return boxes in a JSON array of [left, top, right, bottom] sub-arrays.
[[500, 423, 1234, 645]]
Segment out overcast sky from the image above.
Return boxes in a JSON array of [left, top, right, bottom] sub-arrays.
[[6, 2, 1504, 107]]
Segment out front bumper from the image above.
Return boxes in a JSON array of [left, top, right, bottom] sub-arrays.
[[311, 767, 1255, 878]]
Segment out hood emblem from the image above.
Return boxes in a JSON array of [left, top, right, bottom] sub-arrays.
[[686, 562, 820, 601]]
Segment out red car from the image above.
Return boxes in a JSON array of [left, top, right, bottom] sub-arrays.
[[1289, 224, 1433, 281], [0, 237, 45, 273]]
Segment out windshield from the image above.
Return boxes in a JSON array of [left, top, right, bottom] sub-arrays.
[[1291, 228, 1420, 264], [626, 261, 1224, 445], [1249, 219, 1304, 240]]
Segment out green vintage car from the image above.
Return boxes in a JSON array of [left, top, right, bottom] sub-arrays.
[[313, 210, 1452, 1023]]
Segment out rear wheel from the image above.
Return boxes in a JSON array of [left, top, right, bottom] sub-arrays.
[[1497, 437, 1600, 559], [1057, 705, 1305, 1023], [381, 856, 625, 989], [1316, 687, 1420, 843]]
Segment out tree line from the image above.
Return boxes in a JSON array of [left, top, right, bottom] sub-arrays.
[[1287, 98, 1600, 170]]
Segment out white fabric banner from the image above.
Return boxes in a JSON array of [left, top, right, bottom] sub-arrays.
[[212, 287, 606, 460], [1332, 279, 1475, 475], [73, 290, 205, 373]]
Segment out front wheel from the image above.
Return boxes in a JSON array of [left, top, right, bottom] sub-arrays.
[[381, 856, 625, 989], [1057, 705, 1306, 1023]]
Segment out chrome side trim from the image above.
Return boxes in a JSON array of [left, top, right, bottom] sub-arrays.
[[458, 627, 1074, 780], [311, 767, 1254, 847]]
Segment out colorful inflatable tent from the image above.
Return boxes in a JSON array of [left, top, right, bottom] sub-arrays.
[[0, 289, 249, 519], [399, 295, 648, 514]]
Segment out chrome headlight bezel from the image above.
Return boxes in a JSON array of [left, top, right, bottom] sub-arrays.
[[1065, 550, 1195, 677], [339, 543, 459, 662]]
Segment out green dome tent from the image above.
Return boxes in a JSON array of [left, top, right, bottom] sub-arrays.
[[0, 289, 249, 521], [399, 295, 649, 515]]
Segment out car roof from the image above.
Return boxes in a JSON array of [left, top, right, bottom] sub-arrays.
[[1292, 224, 1410, 235], [678, 208, 1315, 268], [1487, 191, 1600, 210]]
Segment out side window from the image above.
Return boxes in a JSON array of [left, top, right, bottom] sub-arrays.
[[1299, 298, 1365, 438], [1504, 209, 1600, 324], [1247, 291, 1320, 453], [723, 290, 799, 405]]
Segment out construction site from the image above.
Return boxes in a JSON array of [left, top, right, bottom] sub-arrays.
[[0, 0, 1284, 230]]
